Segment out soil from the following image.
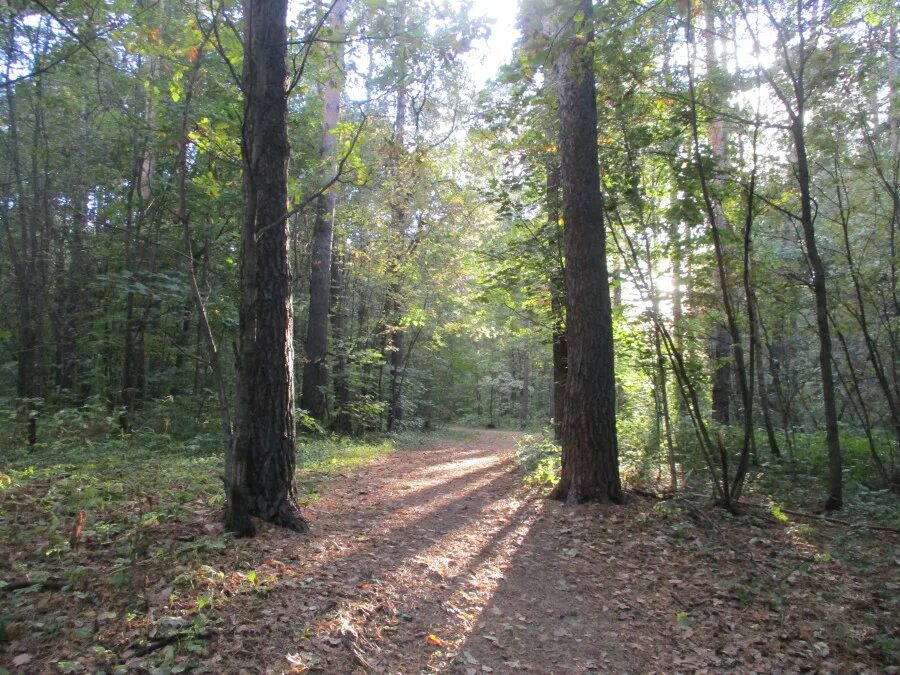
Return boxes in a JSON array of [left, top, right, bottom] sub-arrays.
[[3, 429, 896, 673], [203, 429, 896, 673]]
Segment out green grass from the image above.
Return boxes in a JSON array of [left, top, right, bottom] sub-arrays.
[[0, 397, 440, 570], [435, 427, 479, 442], [0, 398, 446, 673], [295, 434, 418, 502], [0, 429, 430, 528]]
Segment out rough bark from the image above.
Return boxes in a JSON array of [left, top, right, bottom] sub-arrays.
[[228, 0, 307, 536], [300, 0, 348, 422], [519, 350, 530, 430], [550, 0, 622, 505]]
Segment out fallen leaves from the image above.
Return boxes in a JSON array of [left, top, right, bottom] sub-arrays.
[[2, 430, 896, 673], [11, 653, 32, 667], [426, 633, 446, 646]]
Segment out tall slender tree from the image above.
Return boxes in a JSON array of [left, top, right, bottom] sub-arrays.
[[740, 0, 844, 509], [301, 0, 348, 423], [704, 5, 734, 426], [550, 0, 622, 504]]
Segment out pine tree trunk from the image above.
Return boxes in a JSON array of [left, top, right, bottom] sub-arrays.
[[228, 0, 307, 536], [547, 161, 567, 440], [301, 0, 347, 423], [550, 0, 622, 504]]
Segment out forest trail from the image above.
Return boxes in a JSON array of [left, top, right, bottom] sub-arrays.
[[3, 429, 892, 672], [198, 429, 894, 673], [206, 428, 643, 673]]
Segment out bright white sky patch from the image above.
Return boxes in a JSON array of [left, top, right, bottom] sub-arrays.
[[462, 0, 521, 85]]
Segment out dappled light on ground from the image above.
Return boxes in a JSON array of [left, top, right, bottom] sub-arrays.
[[201, 431, 896, 673], [2, 429, 895, 672], [212, 430, 545, 672]]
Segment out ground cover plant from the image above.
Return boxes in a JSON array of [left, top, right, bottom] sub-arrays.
[[0, 403, 436, 672]]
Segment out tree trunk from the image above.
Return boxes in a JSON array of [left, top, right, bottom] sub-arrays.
[[120, 86, 151, 433], [228, 0, 307, 536], [488, 383, 495, 428], [173, 43, 234, 469], [546, 161, 567, 440], [300, 0, 348, 423], [550, 0, 622, 504], [519, 350, 530, 429], [330, 247, 352, 433], [385, 283, 404, 431], [835, 173, 900, 452], [793, 116, 842, 509], [652, 266, 677, 489], [385, 67, 408, 432], [685, 1, 757, 507], [705, 7, 733, 427], [551, 298, 567, 440], [753, 338, 781, 458], [3, 27, 49, 446], [891, 20, 898, 158]]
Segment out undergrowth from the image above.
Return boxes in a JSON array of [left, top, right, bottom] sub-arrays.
[[0, 396, 444, 671], [515, 430, 561, 488], [514, 426, 899, 527]]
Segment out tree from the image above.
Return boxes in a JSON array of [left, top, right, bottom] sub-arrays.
[[300, 0, 348, 424], [2, 11, 53, 446], [739, 0, 844, 509], [549, 0, 622, 504], [227, 0, 307, 536], [704, 5, 734, 427]]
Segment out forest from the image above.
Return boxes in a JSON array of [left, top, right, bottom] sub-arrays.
[[0, 0, 898, 671]]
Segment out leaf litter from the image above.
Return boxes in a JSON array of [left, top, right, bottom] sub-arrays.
[[1, 430, 897, 672]]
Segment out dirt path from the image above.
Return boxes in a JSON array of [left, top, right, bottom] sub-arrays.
[[202, 429, 894, 674], [203, 429, 633, 673]]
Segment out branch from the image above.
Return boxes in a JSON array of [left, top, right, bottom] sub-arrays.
[[255, 112, 367, 242]]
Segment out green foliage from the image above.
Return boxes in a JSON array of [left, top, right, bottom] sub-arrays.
[[515, 430, 561, 488], [341, 395, 388, 433]]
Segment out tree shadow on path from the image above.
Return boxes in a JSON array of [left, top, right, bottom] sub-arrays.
[[200, 429, 887, 674]]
